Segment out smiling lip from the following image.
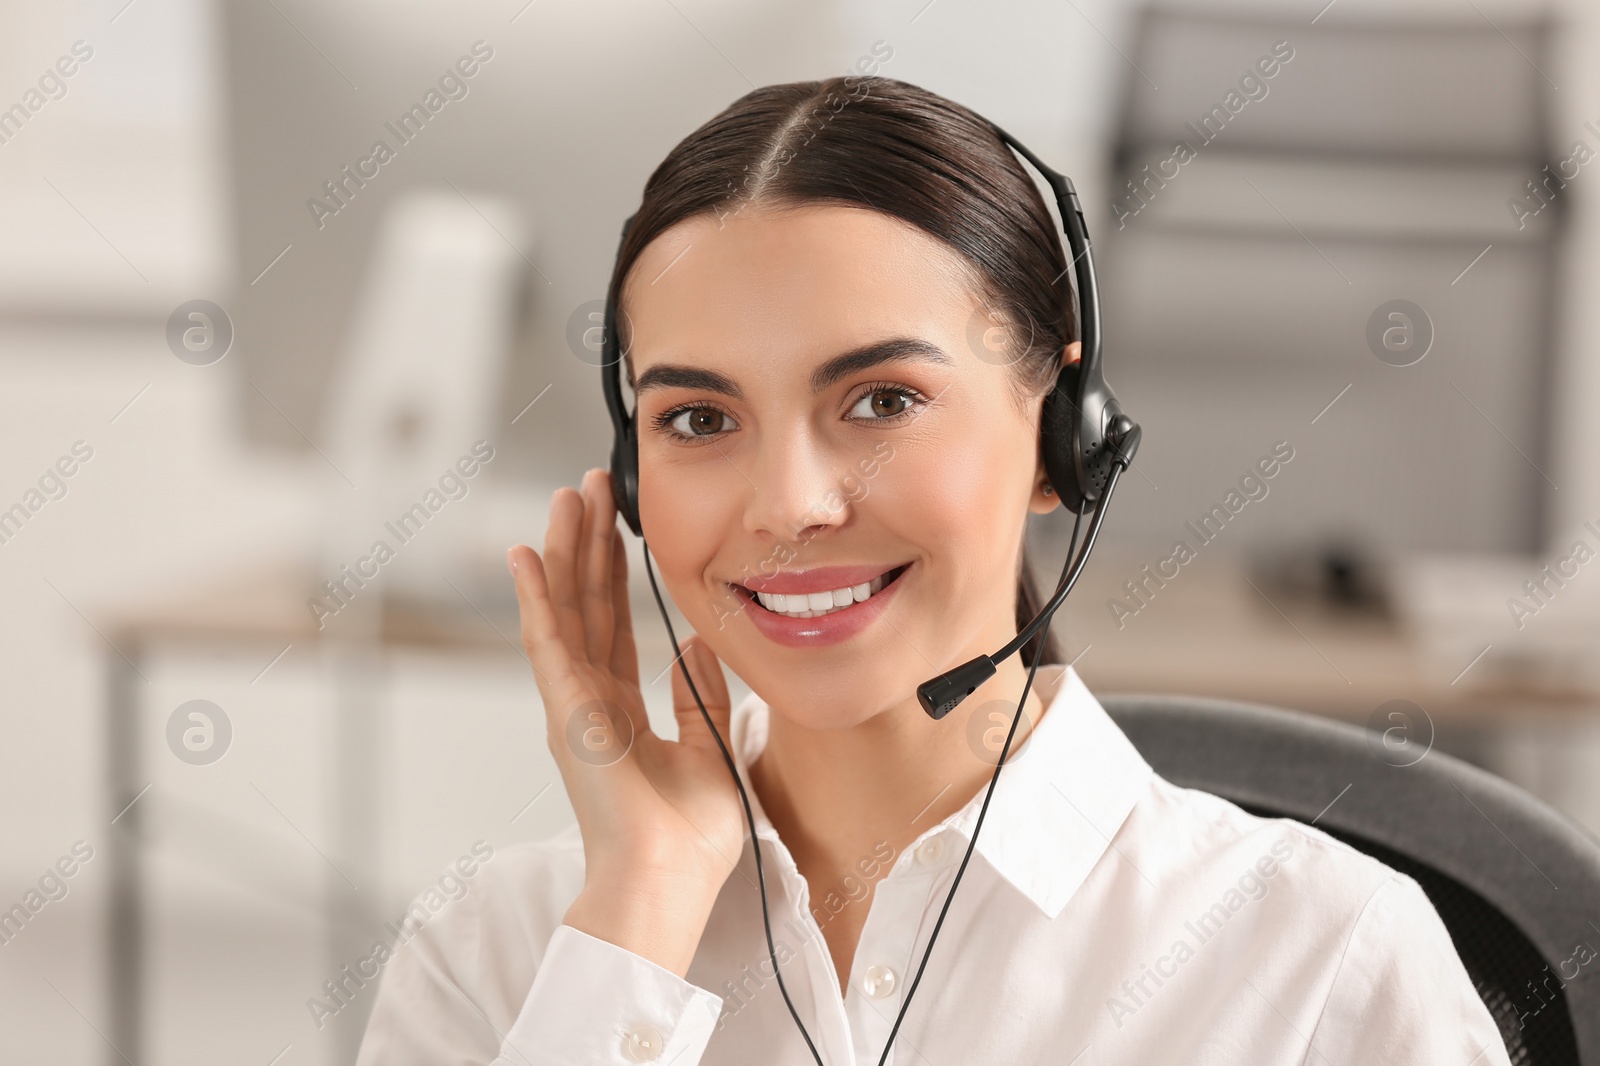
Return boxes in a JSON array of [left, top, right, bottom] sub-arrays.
[[738, 565, 906, 596], [732, 563, 911, 648]]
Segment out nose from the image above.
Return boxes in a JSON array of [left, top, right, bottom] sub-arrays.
[[740, 428, 858, 546]]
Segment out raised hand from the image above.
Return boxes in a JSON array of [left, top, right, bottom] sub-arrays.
[[506, 468, 746, 976]]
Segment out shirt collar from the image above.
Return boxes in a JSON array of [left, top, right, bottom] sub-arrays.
[[724, 663, 1154, 920]]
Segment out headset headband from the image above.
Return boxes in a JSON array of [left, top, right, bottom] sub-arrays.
[[600, 118, 1134, 534]]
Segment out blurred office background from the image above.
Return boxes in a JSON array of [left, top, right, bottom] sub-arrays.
[[2, 0, 1598, 1062]]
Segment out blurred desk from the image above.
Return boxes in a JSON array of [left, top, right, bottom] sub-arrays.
[[1063, 549, 1600, 727], [101, 563, 524, 651], [98, 563, 522, 1066]]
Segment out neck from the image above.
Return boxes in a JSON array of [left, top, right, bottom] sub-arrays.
[[747, 656, 1061, 884]]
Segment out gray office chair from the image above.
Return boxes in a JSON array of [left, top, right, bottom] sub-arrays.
[[1102, 695, 1600, 1065]]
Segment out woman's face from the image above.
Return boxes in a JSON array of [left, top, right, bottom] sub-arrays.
[[624, 202, 1066, 728]]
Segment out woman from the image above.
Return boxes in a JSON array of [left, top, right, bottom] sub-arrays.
[[357, 77, 1508, 1065]]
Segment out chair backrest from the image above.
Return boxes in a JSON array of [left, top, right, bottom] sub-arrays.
[[1102, 693, 1600, 1065]]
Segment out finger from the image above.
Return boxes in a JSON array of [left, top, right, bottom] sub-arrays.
[[671, 635, 733, 753], [541, 486, 589, 660], [506, 544, 578, 704], [570, 469, 600, 661], [608, 525, 641, 688], [511, 550, 641, 789], [580, 470, 618, 665]]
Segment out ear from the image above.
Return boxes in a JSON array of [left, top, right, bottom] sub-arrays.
[[1029, 341, 1081, 514], [1028, 472, 1061, 515]]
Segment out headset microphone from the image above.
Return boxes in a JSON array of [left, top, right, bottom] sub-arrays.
[[915, 415, 1138, 720], [599, 113, 1139, 1066]]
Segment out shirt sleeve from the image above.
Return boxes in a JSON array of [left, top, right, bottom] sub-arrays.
[[1305, 874, 1512, 1065], [355, 853, 725, 1066], [493, 925, 724, 1066]]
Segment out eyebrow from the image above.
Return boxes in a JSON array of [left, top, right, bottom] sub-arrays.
[[810, 337, 954, 393], [632, 337, 953, 398], [630, 362, 740, 397]]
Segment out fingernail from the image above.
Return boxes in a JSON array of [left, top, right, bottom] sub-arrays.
[[506, 546, 519, 574]]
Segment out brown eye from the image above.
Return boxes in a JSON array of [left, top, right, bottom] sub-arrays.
[[870, 391, 909, 417], [849, 387, 920, 421], [688, 409, 723, 434], [665, 406, 735, 438]]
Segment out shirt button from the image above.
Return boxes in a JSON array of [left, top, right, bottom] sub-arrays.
[[915, 836, 944, 866], [623, 1024, 665, 1061], [862, 964, 897, 998]]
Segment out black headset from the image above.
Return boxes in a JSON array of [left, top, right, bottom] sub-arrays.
[[595, 115, 1139, 1066]]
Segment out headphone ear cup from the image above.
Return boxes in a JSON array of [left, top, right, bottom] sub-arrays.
[[1040, 359, 1087, 514], [610, 419, 642, 536]]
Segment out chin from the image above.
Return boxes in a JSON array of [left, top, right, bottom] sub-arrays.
[[755, 664, 916, 733], [734, 624, 932, 733]]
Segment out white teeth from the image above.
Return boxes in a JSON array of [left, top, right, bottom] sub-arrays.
[[752, 569, 900, 618]]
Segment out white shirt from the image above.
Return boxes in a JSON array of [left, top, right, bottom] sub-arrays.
[[355, 665, 1511, 1065]]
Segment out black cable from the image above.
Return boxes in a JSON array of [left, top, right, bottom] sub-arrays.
[[637, 464, 1120, 1066], [872, 480, 1108, 1066], [990, 468, 1128, 666], [640, 545, 827, 1066], [1059, 505, 1088, 604]]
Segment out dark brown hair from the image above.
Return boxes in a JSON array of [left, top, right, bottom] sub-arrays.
[[609, 75, 1071, 665]]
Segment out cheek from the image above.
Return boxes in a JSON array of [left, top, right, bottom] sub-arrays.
[[870, 428, 1032, 580], [637, 460, 739, 607]]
